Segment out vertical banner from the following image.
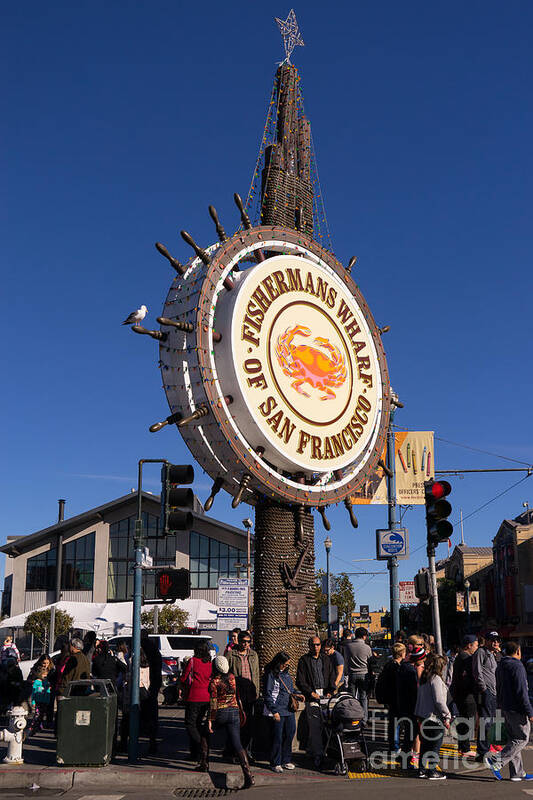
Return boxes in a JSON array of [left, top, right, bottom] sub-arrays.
[[350, 432, 434, 505], [394, 431, 434, 505], [350, 443, 388, 504]]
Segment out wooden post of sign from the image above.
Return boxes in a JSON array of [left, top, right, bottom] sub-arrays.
[[253, 61, 317, 673], [253, 501, 316, 673]]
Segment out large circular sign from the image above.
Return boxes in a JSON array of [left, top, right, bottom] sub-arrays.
[[215, 254, 382, 474], [159, 225, 390, 506]]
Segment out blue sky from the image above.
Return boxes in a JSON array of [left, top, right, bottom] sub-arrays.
[[2, 1, 532, 611]]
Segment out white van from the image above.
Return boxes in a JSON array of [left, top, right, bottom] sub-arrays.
[[107, 633, 214, 683]]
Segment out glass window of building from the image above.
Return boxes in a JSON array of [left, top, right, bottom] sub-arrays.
[[108, 516, 253, 599], [26, 546, 57, 591], [189, 532, 251, 589], [61, 532, 95, 590], [108, 512, 175, 601]]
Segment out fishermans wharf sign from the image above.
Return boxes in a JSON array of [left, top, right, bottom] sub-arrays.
[[156, 224, 390, 508], [223, 254, 381, 472]]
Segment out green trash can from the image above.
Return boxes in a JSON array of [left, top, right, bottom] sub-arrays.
[[56, 679, 117, 766]]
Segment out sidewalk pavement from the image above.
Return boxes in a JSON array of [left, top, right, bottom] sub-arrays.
[[0, 707, 341, 791], [1, 705, 528, 791]]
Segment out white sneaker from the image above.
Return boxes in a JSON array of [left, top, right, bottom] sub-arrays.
[[272, 765, 283, 773], [283, 763, 296, 770]]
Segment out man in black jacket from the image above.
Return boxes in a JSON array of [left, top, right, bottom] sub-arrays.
[[296, 636, 336, 770], [486, 641, 533, 781], [450, 634, 479, 756]]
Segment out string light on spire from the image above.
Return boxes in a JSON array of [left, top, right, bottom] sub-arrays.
[[275, 9, 305, 64]]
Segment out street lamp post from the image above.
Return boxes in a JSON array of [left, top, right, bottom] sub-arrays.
[[464, 578, 471, 632], [324, 536, 332, 636]]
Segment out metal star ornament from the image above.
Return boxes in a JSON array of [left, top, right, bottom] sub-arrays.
[[275, 9, 305, 64]]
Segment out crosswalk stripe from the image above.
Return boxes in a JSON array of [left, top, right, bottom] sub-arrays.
[[77, 796, 125, 800]]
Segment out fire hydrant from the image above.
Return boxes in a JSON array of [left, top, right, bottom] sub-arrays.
[[0, 706, 28, 764]]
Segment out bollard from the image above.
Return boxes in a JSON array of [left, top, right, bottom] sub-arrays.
[[0, 706, 28, 764]]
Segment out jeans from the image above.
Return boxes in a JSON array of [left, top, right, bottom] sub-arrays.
[[348, 675, 368, 722], [495, 711, 531, 779], [419, 719, 446, 772], [477, 689, 496, 757], [271, 713, 296, 767], [387, 707, 400, 750], [185, 701, 209, 757], [454, 694, 477, 754], [398, 714, 417, 753], [215, 707, 243, 755], [235, 677, 256, 751]]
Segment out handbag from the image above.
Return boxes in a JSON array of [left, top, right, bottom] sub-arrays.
[[279, 674, 299, 712]]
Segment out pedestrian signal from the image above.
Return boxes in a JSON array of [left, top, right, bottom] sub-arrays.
[[156, 568, 191, 600]]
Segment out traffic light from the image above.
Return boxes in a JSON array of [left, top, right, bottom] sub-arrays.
[[161, 463, 194, 535], [424, 479, 453, 547], [157, 567, 191, 600], [414, 570, 430, 601]]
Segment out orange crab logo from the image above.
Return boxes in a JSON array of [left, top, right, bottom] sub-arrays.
[[275, 325, 347, 400]]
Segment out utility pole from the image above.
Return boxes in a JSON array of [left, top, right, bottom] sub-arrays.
[[427, 544, 443, 654], [129, 459, 166, 763], [386, 395, 402, 639], [464, 578, 471, 633], [49, 499, 66, 653], [423, 480, 452, 656], [324, 536, 332, 636]]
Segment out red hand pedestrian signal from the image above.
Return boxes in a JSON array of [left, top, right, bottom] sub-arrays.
[[158, 572, 171, 597], [156, 568, 191, 600]]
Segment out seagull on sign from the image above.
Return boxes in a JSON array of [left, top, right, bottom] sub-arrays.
[[122, 304, 148, 325]]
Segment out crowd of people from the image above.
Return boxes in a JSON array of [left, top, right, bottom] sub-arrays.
[[376, 630, 533, 781], [3, 626, 533, 783]]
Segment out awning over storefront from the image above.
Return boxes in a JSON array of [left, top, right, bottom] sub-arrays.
[[0, 598, 217, 637]]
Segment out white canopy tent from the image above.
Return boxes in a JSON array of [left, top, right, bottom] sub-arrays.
[[0, 599, 217, 638]]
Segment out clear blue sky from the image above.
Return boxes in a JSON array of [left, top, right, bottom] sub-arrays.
[[2, 1, 532, 611]]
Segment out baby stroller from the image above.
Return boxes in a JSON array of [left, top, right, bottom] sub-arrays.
[[322, 693, 368, 775]]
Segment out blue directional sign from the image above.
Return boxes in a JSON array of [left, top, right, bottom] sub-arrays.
[[376, 528, 409, 560]]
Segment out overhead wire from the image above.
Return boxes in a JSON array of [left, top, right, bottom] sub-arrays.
[[392, 424, 532, 467]]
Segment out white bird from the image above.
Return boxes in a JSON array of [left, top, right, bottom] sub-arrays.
[[122, 304, 148, 326]]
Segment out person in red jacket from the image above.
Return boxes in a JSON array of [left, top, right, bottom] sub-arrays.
[[180, 641, 213, 770]]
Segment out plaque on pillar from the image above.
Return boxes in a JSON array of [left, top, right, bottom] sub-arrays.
[[287, 592, 306, 626]]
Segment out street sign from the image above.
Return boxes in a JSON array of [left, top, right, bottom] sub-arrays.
[[140, 547, 153, 568], [376, 528, 409, 560], [399, 581, 417, 605], [216, 577, 249, 630]]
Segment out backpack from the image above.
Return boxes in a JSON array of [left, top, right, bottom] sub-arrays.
[[1, 645, 17, 663]]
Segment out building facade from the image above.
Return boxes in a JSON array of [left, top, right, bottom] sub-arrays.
[[1, 492, 252, 617]]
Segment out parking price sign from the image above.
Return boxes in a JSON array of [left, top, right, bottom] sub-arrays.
[[217, 577, 249, 630]]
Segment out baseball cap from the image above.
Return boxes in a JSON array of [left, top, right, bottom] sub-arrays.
[[486, 631, 500, 641], [462, 634, 478, 646]]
